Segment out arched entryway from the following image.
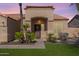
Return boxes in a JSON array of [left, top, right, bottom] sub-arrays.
[[31, 17, 48, 39]]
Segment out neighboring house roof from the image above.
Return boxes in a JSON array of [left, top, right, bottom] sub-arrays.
[[0, 13, 7, 18], [24, 6, 55, 10], [68, 14, 79, 28], [5, 14, 20, 20], [54, 14, 69, 20], [0, 14, 19, 22], [68, 14, 79, 23], [5, 14, 68, 20]]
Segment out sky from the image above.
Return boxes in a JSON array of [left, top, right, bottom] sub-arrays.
[[0, 3, 78, 19]]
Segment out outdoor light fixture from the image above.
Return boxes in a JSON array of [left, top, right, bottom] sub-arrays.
[[38, 19, 41, 24]]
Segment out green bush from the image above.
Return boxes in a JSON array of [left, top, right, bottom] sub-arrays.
[[48, 33, 53, 41], [26, 32, 36, 43], [15, 32, 23, 40], [48, 33, 57, 43], [30, 32, 36, 41]]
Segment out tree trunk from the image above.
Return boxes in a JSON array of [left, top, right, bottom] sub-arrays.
[[23, 28, 27, 41], [19, 3, 26, 43], [19, 3, 23, 31]]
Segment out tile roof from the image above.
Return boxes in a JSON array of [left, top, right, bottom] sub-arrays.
[[54, 14, 69, 20], [5, 14, 20, 20], [24, 6, 55, 10], [68, 14, 79, 24], [5, 14, 69, 20]]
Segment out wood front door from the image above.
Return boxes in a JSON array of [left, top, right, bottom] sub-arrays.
[[34, 24, 41, 39]]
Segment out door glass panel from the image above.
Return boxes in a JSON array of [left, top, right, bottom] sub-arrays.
[[34, 24, 41, 38], [34, 24, 41, 32]]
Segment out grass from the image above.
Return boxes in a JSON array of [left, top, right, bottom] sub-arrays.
[[0, 42, 79, 56]]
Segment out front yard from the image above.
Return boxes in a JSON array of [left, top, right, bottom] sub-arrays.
[[0, 42, 79, 56]]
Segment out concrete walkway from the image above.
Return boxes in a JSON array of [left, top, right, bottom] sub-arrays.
[[0, 39, 45, 49]]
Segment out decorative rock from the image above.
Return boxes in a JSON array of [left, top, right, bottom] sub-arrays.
[[56, 40, 61, 43]]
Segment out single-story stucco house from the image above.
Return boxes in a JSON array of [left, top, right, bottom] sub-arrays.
[[0, 14, 20, 43], [23, 6, 79, 41], [23, 6, 69, 41], [0, 5, 79, 43]]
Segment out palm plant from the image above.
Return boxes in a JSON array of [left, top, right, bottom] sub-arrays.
[[23, 23, 29, 31], [19, 3, 26, 43], [22, 23, 29, 43]]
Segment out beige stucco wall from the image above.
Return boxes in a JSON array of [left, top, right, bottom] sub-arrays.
[[64, 28, 79, 37], [24, 8, 54, 30], [0, 27, 7, 43], [52, 20, 68, 33], [47, 21, 54, 33], [53, 20, 79, 38], [24, 8, 54, 21], [0, 16, 8, 43], [0, 16, 7, 27]]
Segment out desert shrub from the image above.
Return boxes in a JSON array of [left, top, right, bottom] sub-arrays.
[[26, 32, 36, 43], [15, 32, 23, 40], [59, 32, 69, 42], [53, 33, 59, 39], [15, 32, 25, 43], [48, 33, 56, 43]]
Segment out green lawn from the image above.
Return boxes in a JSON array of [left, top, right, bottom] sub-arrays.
[[0, 42, 79, 56]]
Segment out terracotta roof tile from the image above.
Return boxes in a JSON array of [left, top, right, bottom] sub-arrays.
[[5, 14, 69, 20], [24, 6, 55, 10], [54, 14, 69, 20], [5, 14, 20, 20]]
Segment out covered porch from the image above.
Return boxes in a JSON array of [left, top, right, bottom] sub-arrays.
[[31, 17, 48, 40]]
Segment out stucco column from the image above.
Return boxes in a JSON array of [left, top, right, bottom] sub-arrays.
[[41, 24, 44, 39], [41, 24, 47, 41]]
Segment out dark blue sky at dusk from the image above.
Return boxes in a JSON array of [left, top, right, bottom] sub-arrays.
[[0, 3, 78, 19]]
